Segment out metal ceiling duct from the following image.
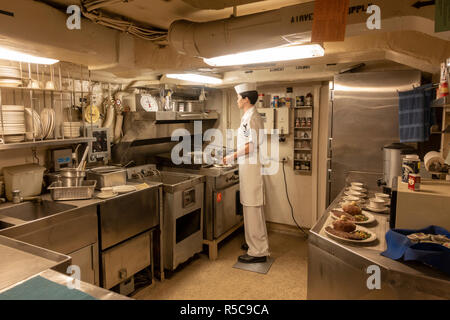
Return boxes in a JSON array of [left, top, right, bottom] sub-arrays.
[[182, 0, 264, 10], [169, 0, 449, 59]]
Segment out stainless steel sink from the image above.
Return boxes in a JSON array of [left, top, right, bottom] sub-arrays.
[[0, 200, 77, 222], [130, 171, 204, 193], [144, 172, 191, 185], [0, 221, 14, 230]]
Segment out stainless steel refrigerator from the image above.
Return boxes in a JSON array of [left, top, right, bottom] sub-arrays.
[[327, 70, 421, 204]]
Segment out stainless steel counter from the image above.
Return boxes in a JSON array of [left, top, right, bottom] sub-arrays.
[[0, 181, 163, 298], [0, 269, 130, 300], [307, 189, 450, 300]]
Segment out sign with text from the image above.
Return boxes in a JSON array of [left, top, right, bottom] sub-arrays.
[[311, 0, 350, 42]]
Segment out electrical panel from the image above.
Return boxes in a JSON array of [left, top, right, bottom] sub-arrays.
[[276, 107, 289, 135], [256, 108, 275, 134]]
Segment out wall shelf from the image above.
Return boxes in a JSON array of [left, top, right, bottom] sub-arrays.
[[0, 137, 95, 151], [293, 93, 313, 174]]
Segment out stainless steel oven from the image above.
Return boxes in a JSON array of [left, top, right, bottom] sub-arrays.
[[161, 160, 243, 241]]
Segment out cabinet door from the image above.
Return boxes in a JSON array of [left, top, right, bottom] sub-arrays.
[[102, 231, 151, 289], [69, 243, 99, 286]]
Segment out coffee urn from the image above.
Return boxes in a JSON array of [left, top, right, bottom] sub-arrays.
[[378, 143, 416, 194]]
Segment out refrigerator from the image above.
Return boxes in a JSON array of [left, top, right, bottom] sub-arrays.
[[327, 70, 421, 205]]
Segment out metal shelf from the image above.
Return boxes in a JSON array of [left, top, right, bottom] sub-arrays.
[[0, 86, 91, 95], [0, 137, 95, 151]]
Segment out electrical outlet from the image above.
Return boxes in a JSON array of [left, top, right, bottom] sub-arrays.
[[281, 156, 289, 163]]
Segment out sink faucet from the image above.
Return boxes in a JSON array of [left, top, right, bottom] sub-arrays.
[[11, 190, 42, 204]]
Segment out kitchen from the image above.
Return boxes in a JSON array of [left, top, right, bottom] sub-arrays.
[[0, 0, 449, 304]]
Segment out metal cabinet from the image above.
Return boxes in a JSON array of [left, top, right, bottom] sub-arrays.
[[69, 243, 99, 286], [99, 188, 159, 250], [0, 204, 99, 285], [101, 231, 151, 289]]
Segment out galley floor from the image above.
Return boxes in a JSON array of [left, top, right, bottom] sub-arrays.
[[132, 228, 308, 300]]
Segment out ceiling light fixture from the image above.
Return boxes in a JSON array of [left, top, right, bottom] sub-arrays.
[[203, 44, 325, 67], [0, 47, 59, 65], [166, 73, 223, 84]]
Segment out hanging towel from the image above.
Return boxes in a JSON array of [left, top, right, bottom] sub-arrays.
[[398, 84, 435, 143]]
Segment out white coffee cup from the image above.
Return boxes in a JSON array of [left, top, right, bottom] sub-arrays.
[[346, 190, 363, 198], [375, 193, 389, 200], [369, 197, 385, 209], [351, 182, 364, 188], [350, 186, 366, 193]]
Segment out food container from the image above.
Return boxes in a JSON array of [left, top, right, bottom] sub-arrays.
[[185, 101, 205, 113], [60, 168, 86, 187], [408, 173, 421, 191], [86, 166, 127, 190], [402, 154, 420, 183], [48, 180, 96, 201], [3, 164, 45, 201]]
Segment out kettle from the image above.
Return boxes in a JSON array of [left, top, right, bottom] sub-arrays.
[[378, 143, 416, 192]]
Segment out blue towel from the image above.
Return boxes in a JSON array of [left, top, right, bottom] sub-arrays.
[[381, 225, 450, 275], [398, 84, 435, 143], [0, 276, 97, 300]]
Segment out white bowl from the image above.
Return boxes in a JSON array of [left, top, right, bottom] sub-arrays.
[[369, 197, 386, 209], [351, 182, 364, 187], [346, 190, 363, 197], [375, 193, 389, 199], [350, 186, 367, 193]]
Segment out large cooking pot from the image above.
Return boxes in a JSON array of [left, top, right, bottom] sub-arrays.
[[60, 168, 86, 187], [381, 143, 416, 188], [185, 101, 205, 113]]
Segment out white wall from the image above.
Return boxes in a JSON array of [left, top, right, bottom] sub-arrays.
[[222, 82, 329, 228]]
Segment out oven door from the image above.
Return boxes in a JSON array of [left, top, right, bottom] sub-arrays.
[[213, 183, 243, 239]]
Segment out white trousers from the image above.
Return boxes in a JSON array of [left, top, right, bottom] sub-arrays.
[[243, 205, 270, 257]]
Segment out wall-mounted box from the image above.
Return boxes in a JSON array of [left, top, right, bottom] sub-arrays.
[[256, 108, 275, 134], [276, 107, 290, 135]]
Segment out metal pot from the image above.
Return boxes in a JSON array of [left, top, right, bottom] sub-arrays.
[[60, 168, 86, 187], [185, 101, 205, 113], [381, 143, 415, 189], [86, 166, 127, 190]]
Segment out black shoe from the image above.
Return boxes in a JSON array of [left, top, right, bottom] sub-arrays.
[[238, 254, 267, 264], [241, 243, 249, 250]]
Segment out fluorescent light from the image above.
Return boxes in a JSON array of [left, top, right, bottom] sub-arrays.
[[166, 73, 222, 84], [203, 44, 324, 67], [0, 47, 59, 65]]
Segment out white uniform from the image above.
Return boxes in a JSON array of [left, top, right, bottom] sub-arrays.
[[237, 106, 270, 257]]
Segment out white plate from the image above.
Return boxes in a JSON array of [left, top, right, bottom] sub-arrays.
[[45, 109, 55, 139], [96, 191, 118, 199], [4, 134, 25, 143], [1, 105, 25, 112], [344, 191, 366, 198], [331, 208, 375, 224], [364, 205, 389, 213], [324, 224, 377, 243]]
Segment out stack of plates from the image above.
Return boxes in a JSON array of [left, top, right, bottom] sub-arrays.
[[25, 108, 44, 140], [40, 108, 55, 139], [0, 66, 22, 88], [63, 122, 82, 138], [0, 105, 26, 142]]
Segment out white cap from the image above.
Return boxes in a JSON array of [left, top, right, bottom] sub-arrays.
[[234, 83, 257, 94]]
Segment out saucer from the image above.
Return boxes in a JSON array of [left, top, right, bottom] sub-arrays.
[[364, 205, 389, 213]]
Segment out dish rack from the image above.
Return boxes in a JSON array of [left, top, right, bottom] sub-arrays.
[[48, 180, 97, 200]]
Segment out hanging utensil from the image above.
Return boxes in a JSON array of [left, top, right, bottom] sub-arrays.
[[77, 145, 90, 171]]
